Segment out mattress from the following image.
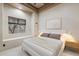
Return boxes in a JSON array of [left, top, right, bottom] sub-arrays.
[[22, 37, 64, 56]]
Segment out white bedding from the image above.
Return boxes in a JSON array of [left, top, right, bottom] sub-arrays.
[[22, 37, 65, 56]]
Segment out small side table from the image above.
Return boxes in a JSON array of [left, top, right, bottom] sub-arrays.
[[65, 40, 79, 53]]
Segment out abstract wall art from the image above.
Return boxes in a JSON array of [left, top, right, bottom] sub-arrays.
[[8, 16, 26, 34]]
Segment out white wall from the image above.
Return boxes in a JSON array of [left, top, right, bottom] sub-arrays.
[[0, 4, 3, 47], [39, 3, 79, 40], [0, 4, 37, 51], [3, 4, 33, 40]]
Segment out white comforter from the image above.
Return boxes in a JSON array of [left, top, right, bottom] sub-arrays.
[[22, 37, 65, 56]]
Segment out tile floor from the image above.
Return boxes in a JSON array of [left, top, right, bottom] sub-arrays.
[[0, 46, 28, 56], [0, 46, 79, 56]]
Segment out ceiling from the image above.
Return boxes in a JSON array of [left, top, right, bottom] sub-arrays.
[[21, 3, 60, 12], [29, 3, 45, 8], [22, 3, 49, 9], [6, 3, 60, 13]]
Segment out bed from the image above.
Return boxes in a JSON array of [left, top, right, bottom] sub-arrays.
[[21, 33, 65, 56]]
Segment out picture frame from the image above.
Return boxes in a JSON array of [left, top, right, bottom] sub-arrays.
[[46, 17, 62, 30], [8, 16, 26, 34]]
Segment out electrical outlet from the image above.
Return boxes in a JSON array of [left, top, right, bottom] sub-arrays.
[[3, 44, 5, 47]]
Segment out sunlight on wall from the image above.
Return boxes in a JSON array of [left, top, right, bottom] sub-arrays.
[[38, 32, 43, 37], [61, 33, 77, 42]]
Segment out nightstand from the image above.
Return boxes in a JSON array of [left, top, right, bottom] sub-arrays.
[[65, 40, 79, 53]]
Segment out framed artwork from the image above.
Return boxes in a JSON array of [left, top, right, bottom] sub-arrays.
[[46, 17, 62, 30], [8, 16, 26, 34]]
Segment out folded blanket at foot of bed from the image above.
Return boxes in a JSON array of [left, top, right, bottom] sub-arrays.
[[22, 37, 64, 56]]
